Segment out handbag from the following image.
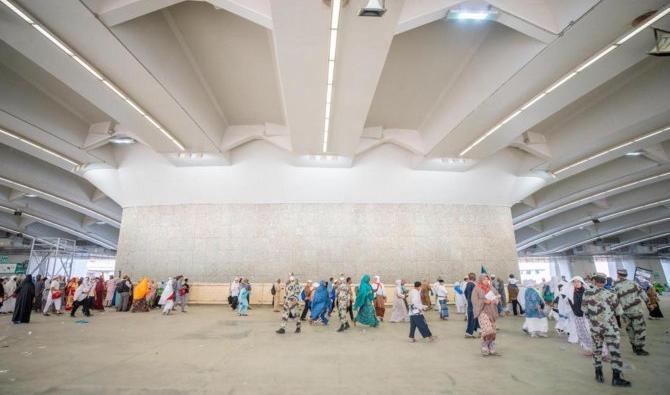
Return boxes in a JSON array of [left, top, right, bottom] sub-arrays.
[[52, 290, 62, 299]]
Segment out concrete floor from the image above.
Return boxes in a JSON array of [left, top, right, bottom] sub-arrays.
[[1, 302, 668, 395]]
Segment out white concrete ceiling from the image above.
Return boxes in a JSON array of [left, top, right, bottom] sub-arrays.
[[0, 0, 669, 256]]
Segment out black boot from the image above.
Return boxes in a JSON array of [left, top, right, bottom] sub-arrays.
[[594, 367, 604, 383], [295, 326, 301, 334], [344, 322, 350, 330], [276, 328, 285, 334], [337, 324, 345, 332], [634, 346, 649, 356], [612, 370, 631, 387]]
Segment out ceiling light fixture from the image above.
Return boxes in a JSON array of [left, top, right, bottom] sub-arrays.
[[0, 127, 79, 167], [0, 176, 121, 227], [109, 135, 136, 145], [515, 171, 670, 229], [608, 232, 670, 251], [0, 0, 185, 152], [625, 151, 643, 156], [554, 216, 670, 253], [24, 193, 38, 198], [458, 6, 670, 157], [358, 0, 386, 17], [323, 0, 341, 153], [551, 125, 670, 176]]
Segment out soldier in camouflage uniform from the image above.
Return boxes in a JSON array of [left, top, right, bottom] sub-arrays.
[[336, 276, 351, 332], [276, 274, 302, 334], [582, 272, 631, 387], [613, 268, 650, 355]]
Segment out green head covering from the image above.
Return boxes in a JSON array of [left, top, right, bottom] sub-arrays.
[[353, 274, 372, 310]]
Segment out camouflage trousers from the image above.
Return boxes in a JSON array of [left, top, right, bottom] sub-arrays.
[[591, 332, 623, 372], [622, 313, 646, 348], [280, 301, 302, 329], [337, 302, 348, 325]]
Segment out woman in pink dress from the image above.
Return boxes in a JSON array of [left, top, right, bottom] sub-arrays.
[[104, 275, 116, 307]]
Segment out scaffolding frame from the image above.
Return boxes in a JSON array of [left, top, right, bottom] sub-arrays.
[[27, 237, 76, 279]]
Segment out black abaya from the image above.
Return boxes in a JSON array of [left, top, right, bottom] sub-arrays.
[[12, 275, 35, 323]]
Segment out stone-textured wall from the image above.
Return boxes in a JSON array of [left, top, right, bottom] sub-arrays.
[[116, 204, 519, 282]]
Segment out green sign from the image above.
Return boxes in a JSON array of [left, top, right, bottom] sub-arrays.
[[0, 262, 26, 274], [0, 256, 8, 264]]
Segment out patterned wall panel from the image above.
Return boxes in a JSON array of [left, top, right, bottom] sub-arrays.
[[116, 204, 519, 282]]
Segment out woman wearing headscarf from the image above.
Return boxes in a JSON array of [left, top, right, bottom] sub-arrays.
[[104, 275, 116, 307], [0, 276, 17, 313], [390, 280, 409, 323], [146, 280, 157, 308], [93, 275, 105, 310], [131, 278, 151, 312], [454, 281, 466, 314], [310, 281, 330, 325], [229, 278, 240, 310], [237, 279, 250, 316], [565, 276, 593, 354], [371, 275, 386, 321], [472, 273, 500, 356], [353, 274, 379, 327], [12, 275, 35, 324], [64, 277, 78, 311], [522, 280, 548, 337], [158, 277, 175, 315], [555, 281, 570, 333], [645, 283, 663, 319], [272, 278, 284, 312]]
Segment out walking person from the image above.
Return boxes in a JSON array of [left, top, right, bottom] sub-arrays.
[[179, 278, 190, 312], [372, 276, 386, 321], [32, 275, 43, 313], [353, 274, 379, 327], [299, 281, 314, 321], [310, 281, 329, 325], [12, 274, 35, 324], [105, 275, 116, 307], [238, 279, 250, 316], [42, 276, 63, 316], [276, 274, 302, 334], [566, 276, 593, 355], [389, 279, 409, 323], [159, 277, 175, 315], [464, 273, 479, 338], [408, 281, 436, 343], [613, 269, 650, 355], [335, 276, 352, 332], [583, 273, 631, 386], [522, 280, 548, 338], [116, 275, 131, 312], [645, 282, 663, 319], [435, 278, 449, 320], [453, 280, 466, 314], [70, 278, 88, 317], [346, 277, 355, 325], [229, 277, 240, 310], [472, 273, 500, 355], [508, 275, 523, 316], [0, 276, 17, 314], [272, 278, 284, 312]]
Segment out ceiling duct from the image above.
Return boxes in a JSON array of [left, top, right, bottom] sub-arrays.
[[358, 0, 386, 17]]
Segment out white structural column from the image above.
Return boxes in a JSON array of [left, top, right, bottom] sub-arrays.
[[326, 0, 404, 155], [270, 0, 331, 154]]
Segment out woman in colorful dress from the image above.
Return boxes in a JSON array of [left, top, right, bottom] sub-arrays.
[[371, 276, 386, 321], [131, 278, 150, 312], [353, 274, 378, 327], [522, 280, 548, 337], [64, 277, 78, 311], [158, 277, 175, 315], [104, 275, 116, 307], [472, 273, 500, 356], [93, 276, 105, 310], [310, 281, 330, 325], [146, 280, 157, 308], [389, 279, 409, 323]]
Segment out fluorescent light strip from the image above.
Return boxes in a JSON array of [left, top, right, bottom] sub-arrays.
[[519, 197, 670, 250], [515, 171, 670, 228], [21, 212, 117, 250], [0, 225, 35, 239], [599, 197, 670, 221], [617, 7, 670, 45], [553, 125, 670, 175], [555, 216, 670, 253], [0, 127, 79, 167], [459, 6, 670, 157], [0, 0, 185, 151], [608, 232, 670, 251], [323, 0, 341, 153], [0, 176, 121, 227]]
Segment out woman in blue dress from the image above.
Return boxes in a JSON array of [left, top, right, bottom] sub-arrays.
[[310, 281, 330, 325], [523, 280, 548, 337], [237, 280, 249, 316], [353, 274, 379, 327]]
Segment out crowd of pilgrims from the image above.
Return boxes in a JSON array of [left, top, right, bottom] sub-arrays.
[[1, 268, 664, 387], [0, 274, 191, 322]]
